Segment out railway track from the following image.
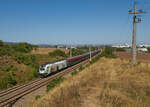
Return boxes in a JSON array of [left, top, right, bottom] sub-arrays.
[[0, 56, 92, 107]]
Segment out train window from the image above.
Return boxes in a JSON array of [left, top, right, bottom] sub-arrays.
[[40, 67, 45, 70]]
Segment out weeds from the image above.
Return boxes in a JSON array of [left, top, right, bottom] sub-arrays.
[[71, 70, 78, 76], [31, 58, 150, 107], [46, 77, 65, 92], [0, 74, 17, 89], [35, 95, 41, 100], [79, 65, 84, 71]]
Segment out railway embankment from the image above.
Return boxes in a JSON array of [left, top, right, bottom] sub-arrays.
[[31, 57, 150, 107]]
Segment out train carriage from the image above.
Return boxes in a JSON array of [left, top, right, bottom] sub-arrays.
[[39, 60, 67, 77], [39, 49, 101, 77]]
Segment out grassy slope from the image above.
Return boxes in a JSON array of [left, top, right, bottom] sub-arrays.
[[0, 48, 66, 90], [31, 58, 150, 107]]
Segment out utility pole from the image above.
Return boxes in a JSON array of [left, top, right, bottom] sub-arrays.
[[129, 1, 145, 65]]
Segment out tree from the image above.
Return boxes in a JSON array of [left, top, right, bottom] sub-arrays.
[[49, 49, 66, 57], [0, 40, 4, 46], [147, 47, 150, 53]]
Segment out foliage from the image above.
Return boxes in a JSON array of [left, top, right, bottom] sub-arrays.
[[46, 77, 65, 92], [71, 66, 85, 76], [90, 54, 101, 64], [71, 70, 78, 76], [0, 45, 13, 56], [68, 46, 98, 57], [0, 41, 40, 89], [13, 53, 25, 64], [68, 48, 85, 57], [49, 49, 66, 57], [147, 47, 150, 53], [35, 95, 41, 100], [0, 64, 14, 72], [116, 48, 126, 52], [79, 65, 84, 71], [0, 74, 17, 89], [0, 40, 4, 46], [12, 42, 33, 53], [100, 46, 117, 58], [13, 54, 39, 69], [0, 41, 33, 57]]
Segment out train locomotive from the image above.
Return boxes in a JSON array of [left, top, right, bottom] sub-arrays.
[[39, 49, 101, 77]]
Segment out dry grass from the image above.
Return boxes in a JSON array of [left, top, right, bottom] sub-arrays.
[[30, 58, 150, 107], [115, 52, 150, 63], [31, 47, 69, 55]]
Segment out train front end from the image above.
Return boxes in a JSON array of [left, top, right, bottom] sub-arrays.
[[39, 65, 48, 77]]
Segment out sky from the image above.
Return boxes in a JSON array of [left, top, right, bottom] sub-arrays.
[[0, 0, 150, 45]]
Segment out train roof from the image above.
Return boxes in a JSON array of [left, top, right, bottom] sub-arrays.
[[40, 49, 100, 67], [40, 59, 66, 67]]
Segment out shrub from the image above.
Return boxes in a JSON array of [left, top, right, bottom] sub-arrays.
[[147, 47, 150, 53], [100, 46, 117, 58], [71, 70, 78, 76], [13, 54, 39, 69], [0, 42, 33, 57], [0, 65, 15, 72], [90, 54, 101, 64], [0, 45, 13, 56], [0, 74, 17, 89], [35, 95, 41, 100], [79, 65, 84, 71], [0, 40, 4, 46], [12, 42, 33, 53], [13, 53, 25, 64], [49, 49, 66, 57], [46, 77, 65, 92], [68, 48, 85, 57], [116, 48, 126, 52]]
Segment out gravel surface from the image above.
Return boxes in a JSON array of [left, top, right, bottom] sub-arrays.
[[12, 85, 46, 107]]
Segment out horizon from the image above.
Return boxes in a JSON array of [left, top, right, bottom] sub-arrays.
[[0, 0, 150, 45]]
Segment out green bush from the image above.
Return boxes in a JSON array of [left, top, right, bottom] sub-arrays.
[[71, 70, 78, 76], [49, 49, 66, 57], [147, 47, 150, 53], [35, 95, 41, 100], [100, 46, 117, 58], [79, 65, 84, 71], [68, 48, 85, 57], [0, 41, 33, 57], [0, 74, 17, 89], [0, 64, 15, 72], [0, 40, 4, 46], [90, 47, 116, 64], [12, 42, 33, 53], [46, 77, 65, 92], [13, 53, 25, 64], [116, 48, 126, 52], [13, 54, 39, 69], [0, 45, 13, 56]]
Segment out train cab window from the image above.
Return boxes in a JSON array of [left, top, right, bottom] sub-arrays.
[[40, 67, 45, 70]]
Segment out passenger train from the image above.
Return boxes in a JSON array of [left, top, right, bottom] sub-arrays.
[[38, 49, 101, 77]]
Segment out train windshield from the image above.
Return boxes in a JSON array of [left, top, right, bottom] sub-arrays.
[[40, 67, 45, 71]]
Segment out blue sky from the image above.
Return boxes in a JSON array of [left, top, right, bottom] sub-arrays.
[[0, 0, 149, 45]]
